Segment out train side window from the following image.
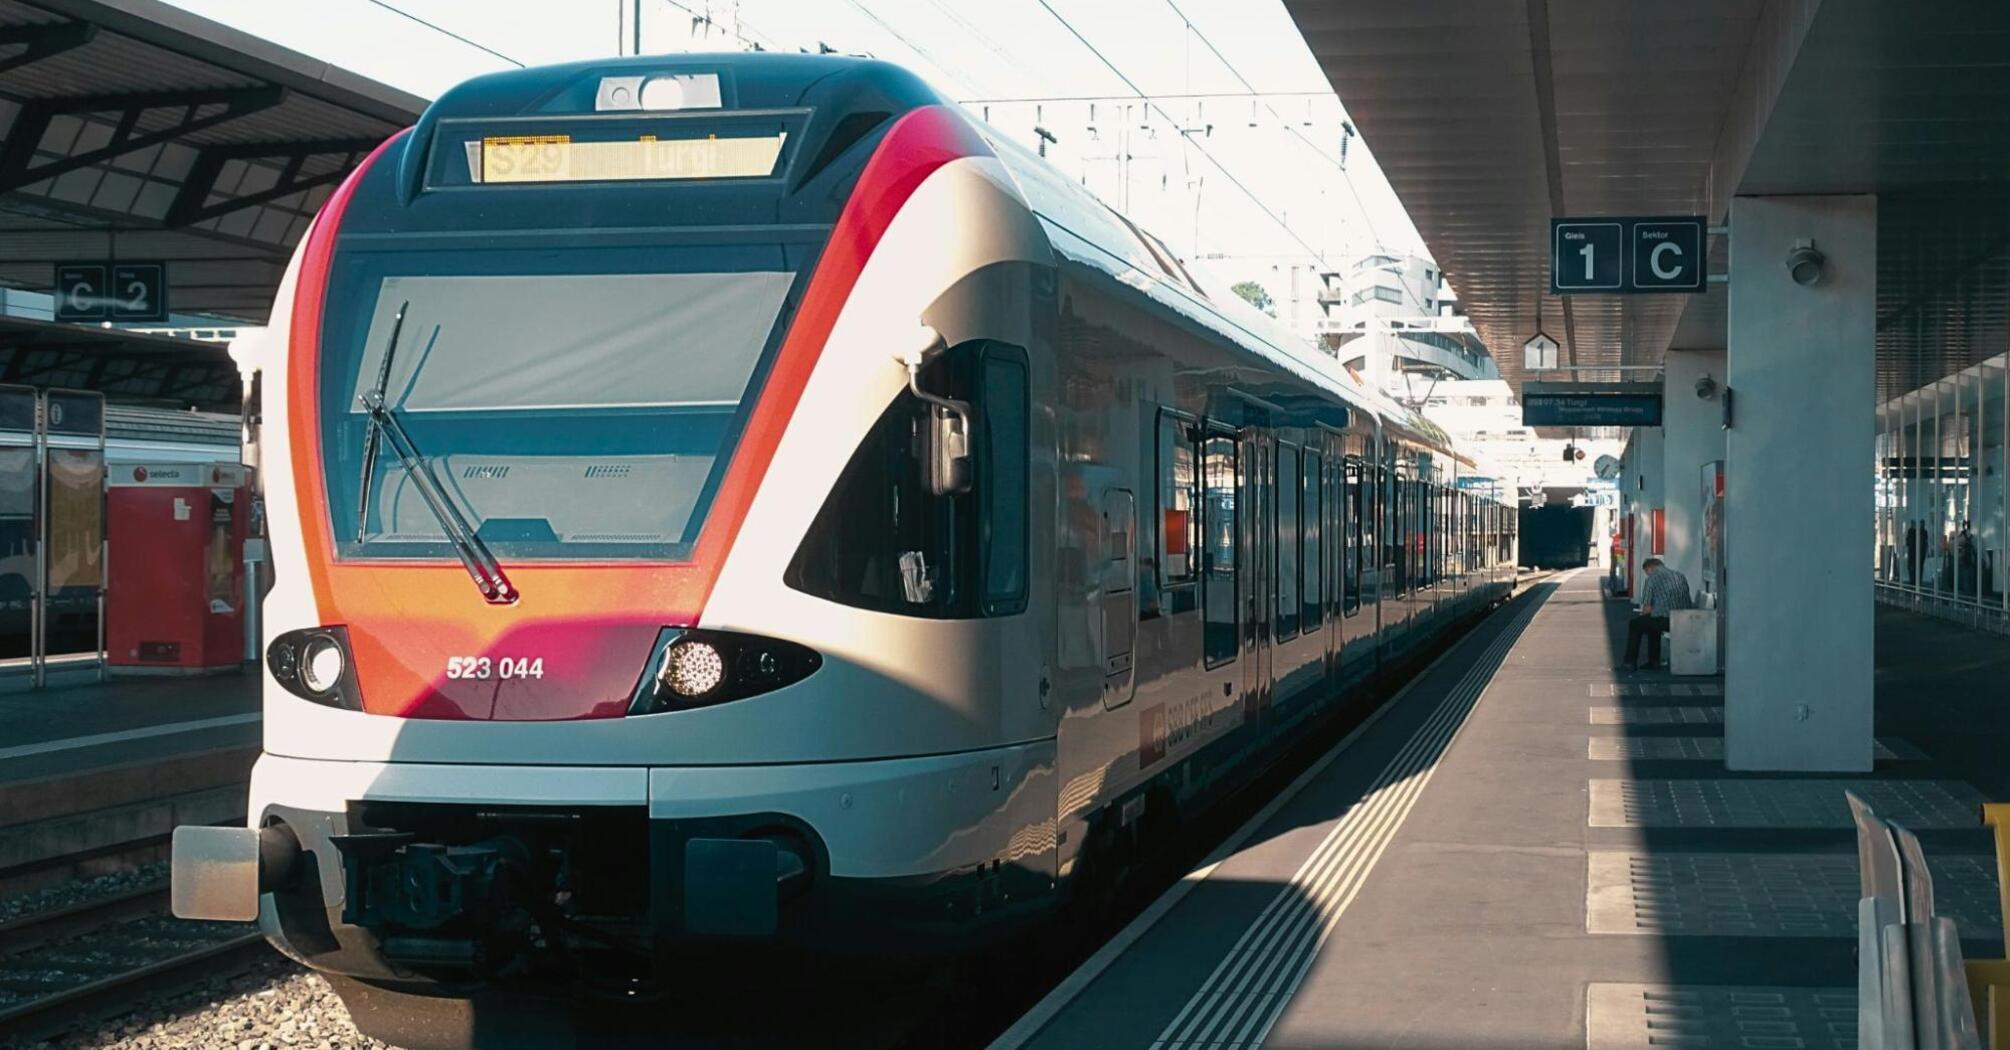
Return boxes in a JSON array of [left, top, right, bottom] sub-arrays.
[[1362, 459, 1378, 604], [786, 340, 1025, 620], [1342, 457, 1361, 615], [1276, 443, 1300, 639], [1155, 410, 1199, 614], [1202, 431, 1238, 667], [1389, 475, 1404, 597], [1303, 450, 1323, 630], [980, 346, 1029, 614]]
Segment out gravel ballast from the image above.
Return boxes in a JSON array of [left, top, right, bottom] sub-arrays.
[[0, 864, 169, 926], [18, 954, 395, 1050]]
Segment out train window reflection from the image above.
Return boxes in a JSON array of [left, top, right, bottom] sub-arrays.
[[787, 341, 1030, 621], [1155, 411, 1199, 603], [1343, 457, 1361, 616], [1276, 444, 1300, 639], [1304, 450, 1323, 630], [328, 267, 796, 561], [980, 348, 1028, 615], [1202, 431, 1237, 667]]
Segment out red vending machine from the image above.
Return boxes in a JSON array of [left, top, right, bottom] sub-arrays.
[[107, 462, 251, 672]]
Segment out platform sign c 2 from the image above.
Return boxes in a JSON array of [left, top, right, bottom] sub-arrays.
[[53, 260, 169, 323]]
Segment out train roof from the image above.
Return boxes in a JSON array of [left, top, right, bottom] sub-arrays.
[[977, 115, 1472, 457], [393, 52, 1470, 460]]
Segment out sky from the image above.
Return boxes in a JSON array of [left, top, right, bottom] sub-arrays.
[[158, 0, 1428, 298]]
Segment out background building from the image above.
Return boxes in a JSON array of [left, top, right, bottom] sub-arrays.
[[1317, 252, 1498, 395]]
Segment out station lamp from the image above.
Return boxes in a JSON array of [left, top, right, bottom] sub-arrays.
[[1785, 239, 1826, 287]]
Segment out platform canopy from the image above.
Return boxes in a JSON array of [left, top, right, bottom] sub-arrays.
[[0, 312, 235, 409], [0, 0, 423, 323], [1285, 0, 2010, 401]]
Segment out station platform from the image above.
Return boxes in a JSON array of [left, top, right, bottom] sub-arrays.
[[996, 570, 2009, 1050], [0, 670, 259, 886]]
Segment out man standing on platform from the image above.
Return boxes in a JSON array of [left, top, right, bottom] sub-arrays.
[[1623, 557, 1691, 671]]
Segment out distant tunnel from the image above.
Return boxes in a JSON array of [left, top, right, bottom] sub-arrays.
[[1519, 504, 1594, 569]]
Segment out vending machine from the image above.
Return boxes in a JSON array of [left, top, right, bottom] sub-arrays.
[[106, 462, 251, 672]]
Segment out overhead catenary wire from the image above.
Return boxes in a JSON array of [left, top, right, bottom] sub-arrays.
[[842, 0, 990, 98], [959, 90, 1337, 105], [360, 0, 525, 67], [1162, 0, 1382, 251], [1034, 0, 1327, 268], [657, 0, 783, 53]]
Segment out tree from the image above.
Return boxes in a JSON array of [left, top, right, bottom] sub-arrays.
[[1230, 280, 1275, 317]]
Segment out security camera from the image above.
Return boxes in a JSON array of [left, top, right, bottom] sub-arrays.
[[1786, 239, 1825, 286], [1695, 373, 1717, 400]]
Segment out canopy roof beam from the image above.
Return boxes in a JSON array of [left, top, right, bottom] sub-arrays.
[[0, 83, 286, 195], [0, 20, 97, 76], [165, 136, 380, 227]]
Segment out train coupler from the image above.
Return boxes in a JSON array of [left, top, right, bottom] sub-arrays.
[[332, 831, 532, 931]]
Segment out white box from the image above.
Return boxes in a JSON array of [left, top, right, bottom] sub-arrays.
[[1670, 609, 1719, 676]]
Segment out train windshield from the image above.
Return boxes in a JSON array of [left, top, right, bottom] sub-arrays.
[[318, 242, 801, 562]]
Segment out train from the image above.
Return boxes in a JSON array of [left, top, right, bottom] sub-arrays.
[[171, 53, 1518, 1047]]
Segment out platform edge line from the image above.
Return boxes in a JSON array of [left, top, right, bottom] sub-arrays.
[[0, 711, 262, 762], [981, 580, 1555, 1050]]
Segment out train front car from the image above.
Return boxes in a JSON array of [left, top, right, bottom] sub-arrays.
[[170, 54, 1062, 1038]]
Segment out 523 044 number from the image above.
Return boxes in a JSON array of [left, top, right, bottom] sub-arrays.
[[445, 656, 545, 680]]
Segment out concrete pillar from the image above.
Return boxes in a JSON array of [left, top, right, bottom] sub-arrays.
[[1661, 350, 1728, 587], [1724, 194, 1876, 772], [1627, 425, 1665, 597]]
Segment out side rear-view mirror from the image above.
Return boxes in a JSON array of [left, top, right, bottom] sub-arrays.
[[924, 402, 972, 496]]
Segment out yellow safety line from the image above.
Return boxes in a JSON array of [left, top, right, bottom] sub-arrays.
[[1967, 804, 2010, 1049]]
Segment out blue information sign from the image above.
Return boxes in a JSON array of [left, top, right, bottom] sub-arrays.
[[53, 260, 168, 323], [1522, 382, 1664, 427], [1551, 221, 1622, 292], [1550, 216, 1705, 294]]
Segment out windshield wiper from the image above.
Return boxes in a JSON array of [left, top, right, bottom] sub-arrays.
[[355, 302, 405, 544], [354, 302, 518, 604]]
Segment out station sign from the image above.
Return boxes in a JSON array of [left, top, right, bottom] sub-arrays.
[[1522, 381, 1664, 427], [1550, 217, 1704, 294], [1522, 330, 1559, 371], [53, 260, 169, 323]]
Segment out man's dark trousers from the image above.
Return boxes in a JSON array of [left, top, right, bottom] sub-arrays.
[[1626, 614, 1669, 667]]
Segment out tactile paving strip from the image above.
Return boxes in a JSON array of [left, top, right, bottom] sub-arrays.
[[1587, 778, 1983, 828], [1586, 851, 2001, 938], [1586, 984, 1856, 1050], [1589, 706, 1724, 725], [1590, 682, 1726, 698], [1587, 737, 1918, 762]]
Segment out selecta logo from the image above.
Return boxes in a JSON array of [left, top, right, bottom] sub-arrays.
[[133, 466, 146, 482]]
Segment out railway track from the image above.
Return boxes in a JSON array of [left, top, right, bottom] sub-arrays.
[[0, 881, 268, 1045]]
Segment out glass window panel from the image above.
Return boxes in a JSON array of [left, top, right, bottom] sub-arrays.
[[1276, 444, 1301, 638], [980, 350, 1029, 613], [1156, 412, 1198, 588], [1303, 450, 1323, 629], [1202, 433, 1237, 666]]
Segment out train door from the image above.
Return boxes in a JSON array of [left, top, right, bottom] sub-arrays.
[[1098, 488, 1137, 710], [1241, 429, 1272, 722]]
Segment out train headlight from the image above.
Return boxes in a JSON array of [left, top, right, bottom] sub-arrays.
[[632, 629, 822, 714], [299, 636, 346, 695], [267, 627, 362, 710], [661, 639, 725, 698]]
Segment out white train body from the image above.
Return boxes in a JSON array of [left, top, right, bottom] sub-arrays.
[[171, 53, 1515, 1043]]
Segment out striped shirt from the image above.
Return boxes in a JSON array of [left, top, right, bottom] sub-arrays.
[[1640, 567, 1692, 615]]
